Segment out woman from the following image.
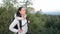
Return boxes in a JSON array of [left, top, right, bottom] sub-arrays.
[[9, 7, 30, 34]]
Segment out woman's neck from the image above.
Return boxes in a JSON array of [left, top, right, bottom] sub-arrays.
[[21, 14, 25, 17], [21, 14, 25, 19]]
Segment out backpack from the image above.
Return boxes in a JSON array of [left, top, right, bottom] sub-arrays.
[[11, 17, 22, 34]]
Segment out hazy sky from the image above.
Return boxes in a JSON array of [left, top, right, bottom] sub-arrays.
[[32, 0, 60, 12], [0, 0, 2, 3], [0, 0, 60, 12]]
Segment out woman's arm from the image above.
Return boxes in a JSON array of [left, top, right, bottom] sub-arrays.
[[9, 19, 18, 33]]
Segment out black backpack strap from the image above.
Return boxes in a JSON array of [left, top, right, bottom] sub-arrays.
[[19, 20, 22, 30]]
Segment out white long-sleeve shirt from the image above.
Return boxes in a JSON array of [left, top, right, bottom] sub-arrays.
[[9, 15, 28, 34]]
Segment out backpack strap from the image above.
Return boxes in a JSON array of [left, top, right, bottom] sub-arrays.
[[19, 20, 22, 30]]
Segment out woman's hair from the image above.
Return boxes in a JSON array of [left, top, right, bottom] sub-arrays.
[[16, 7, 23, 17]]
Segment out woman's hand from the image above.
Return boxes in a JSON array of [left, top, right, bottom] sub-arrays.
[[28, 20, 30, 24], [18, 29, 23, 33]]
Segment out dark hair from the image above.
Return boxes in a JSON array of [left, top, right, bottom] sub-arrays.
[[16, 7, 23, 17]]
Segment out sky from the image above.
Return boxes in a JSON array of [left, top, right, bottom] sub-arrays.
[[0, 0, 60, 12], [32, 0, 60, 12], [0, 0, 2, 3]]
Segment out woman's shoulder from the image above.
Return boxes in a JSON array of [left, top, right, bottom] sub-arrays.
[[12, 19, 19, 24]]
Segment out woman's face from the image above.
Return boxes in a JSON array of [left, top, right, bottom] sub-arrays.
[[19, 8, 26, 15]]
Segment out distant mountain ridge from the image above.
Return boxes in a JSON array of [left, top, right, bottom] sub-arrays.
[[42, 11, 60, 15]]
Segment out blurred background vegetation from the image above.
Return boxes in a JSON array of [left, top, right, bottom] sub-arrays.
[[0, 0, 60, 34]]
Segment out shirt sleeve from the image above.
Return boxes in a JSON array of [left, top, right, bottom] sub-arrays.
[[9, 19, 18, 33]]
